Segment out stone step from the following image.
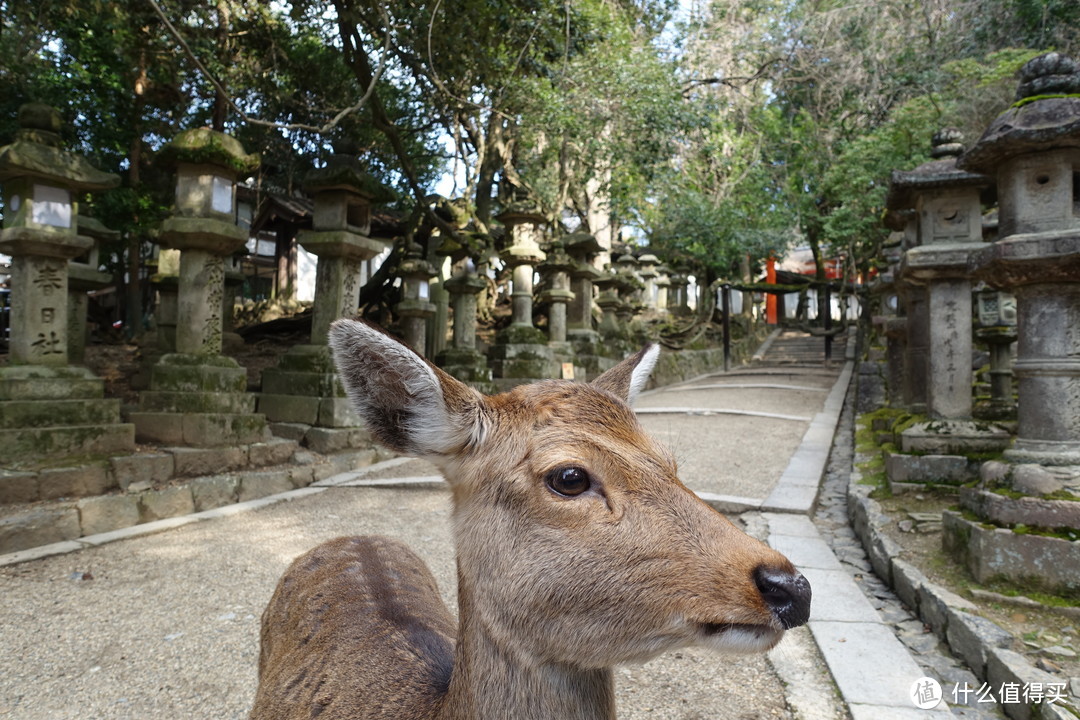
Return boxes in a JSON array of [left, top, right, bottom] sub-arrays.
[[0, 373, 104, 401], [0, 423, 134, 457], [137, 390, 257, 414], [150, 360, 247, 394], [129, 411, 268, 447], [258, 393, 360, 427], [260, 369, 341, 397], [0, 398, 121, 429]]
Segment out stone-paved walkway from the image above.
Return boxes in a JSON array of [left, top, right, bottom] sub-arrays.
[[0, 329, 1009, 719]]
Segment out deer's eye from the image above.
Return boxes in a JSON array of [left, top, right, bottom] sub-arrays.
[[546, 467, 591, 497]]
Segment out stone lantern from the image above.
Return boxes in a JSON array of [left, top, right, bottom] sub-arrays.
[[68, 216, 116, 363], [654, 265, 672, 312], [940, 52, 1080, 597], [130, 127, 266, 447], [0, 102, 133, 458], [395, 242, 437, 355], [889, 128, 1009, 453], [258, 147, 392, 439], [669, 263, 692, 316], [960, 52, 1080, 466], [564, 232, 604, 342], [613, 254, 643, 327], [435, 233, 495, 391], [489, 202, 557, 382], [638, 254, 660, 310], [538, 240, 576, 346], [869, 232, 906, 405], [593, 269, 625, 341]]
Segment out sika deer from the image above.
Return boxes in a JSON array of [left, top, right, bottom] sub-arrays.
[[250, 319, 811, 720]]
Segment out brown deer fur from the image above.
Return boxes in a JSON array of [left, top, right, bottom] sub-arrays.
[[249, 319, 810, 720]]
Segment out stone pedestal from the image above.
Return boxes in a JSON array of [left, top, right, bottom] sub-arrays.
[[0, 103, 134, 463], [258, 148, 391, 439], [130, 128, 267, 447]]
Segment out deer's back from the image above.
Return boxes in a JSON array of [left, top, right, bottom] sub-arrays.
[[250, 535, 456, 720]]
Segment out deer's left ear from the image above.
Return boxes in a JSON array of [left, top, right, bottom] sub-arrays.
[[329, 319, 486, 461], [590, 344, 660, 407]]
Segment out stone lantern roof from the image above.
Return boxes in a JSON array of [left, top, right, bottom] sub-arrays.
[[538, 240, 576, 274], [495, 200, 546, 226], [564, 231, 602, 256], [303, 151, 393, 202], [958, 52, 1080, 174], [0, 103, 119, 191], [885, 128, 990, 210], [157, 127, 259, 178]]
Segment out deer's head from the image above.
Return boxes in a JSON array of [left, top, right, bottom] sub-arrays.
[[330, 320, 810, 669]]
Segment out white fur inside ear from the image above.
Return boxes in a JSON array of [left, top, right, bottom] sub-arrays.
[[628, 344, 660, 405]]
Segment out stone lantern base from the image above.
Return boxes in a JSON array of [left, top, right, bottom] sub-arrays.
[[899, 419, 1011, 455], [566, 328, 618, 380], [257, 345, 379, 454], [130, 353, 268, 447], [488, 324, 559, 384], [0, 365, 134, 458], [436, 347, 497, 395], [943, 511, 1079, 596]]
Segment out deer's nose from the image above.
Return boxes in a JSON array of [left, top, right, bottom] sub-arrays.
[[754, 566, 811, 629]]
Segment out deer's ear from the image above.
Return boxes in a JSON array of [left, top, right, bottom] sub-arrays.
[[329, 319, 485, 459], [591, 344, 660, 406]]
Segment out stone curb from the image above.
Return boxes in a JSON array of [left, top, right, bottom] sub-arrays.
[[846, 457, 1076, 720], [761, 360, 855, 514]]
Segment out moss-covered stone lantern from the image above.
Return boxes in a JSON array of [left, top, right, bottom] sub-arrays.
[[258, 146, 393, 435], [130, 128, 266, 447], [0, 103, 119, 366], [0, 103, 133, 460], [156, 128, 258, 356], [888, 128, 1008, 453], [488, 201, 557, 382]]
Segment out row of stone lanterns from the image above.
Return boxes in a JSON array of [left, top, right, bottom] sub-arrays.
[[0, 103, 689, 463], [877, 53, 1080, 597]]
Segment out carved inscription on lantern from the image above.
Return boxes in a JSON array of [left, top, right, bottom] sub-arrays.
[[341, 260, 361, 317], [31, 331, 63, 356], [943, 299, 959, 396], [203, 258, 225, 353], [33, 262, 64, 295]]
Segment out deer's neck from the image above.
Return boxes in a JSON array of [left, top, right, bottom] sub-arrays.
[[439, 594, 616, 720]]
